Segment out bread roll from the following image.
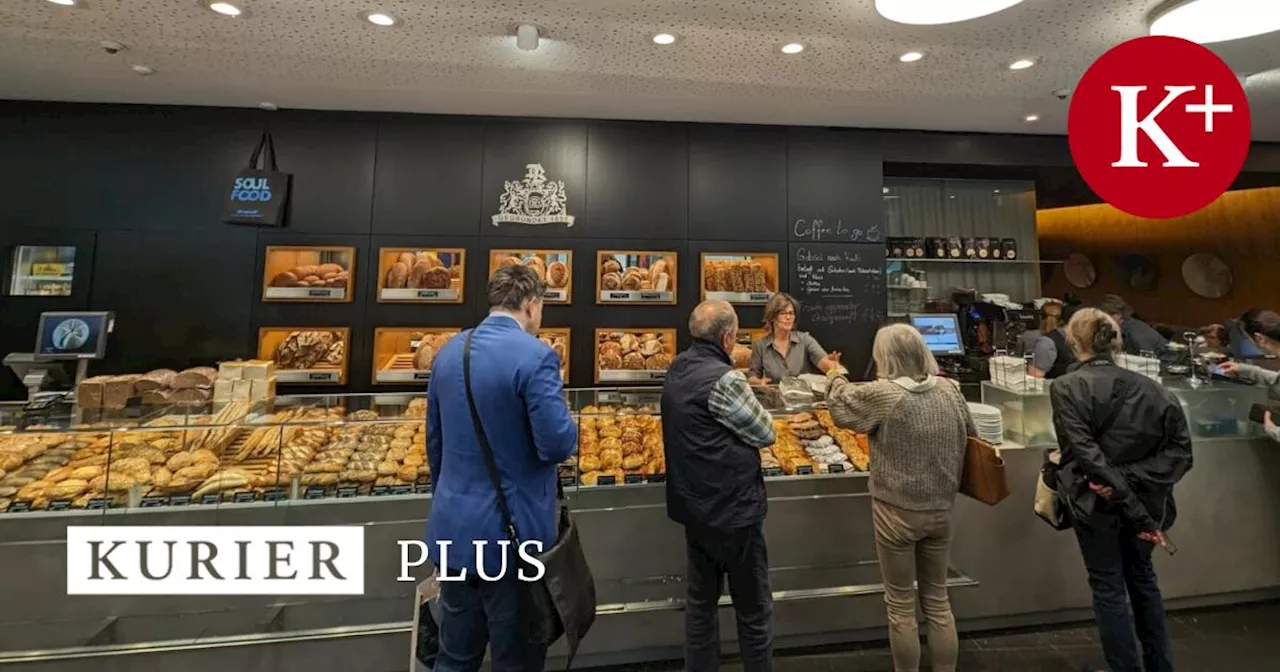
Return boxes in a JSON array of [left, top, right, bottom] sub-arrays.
[[318, 263, 344, 275], [601, 259, 622, 275], [547, 261, 568, 288], [407, 261, 432, 288], [270, 271, 298, 287], [397, 252, 417, 267]]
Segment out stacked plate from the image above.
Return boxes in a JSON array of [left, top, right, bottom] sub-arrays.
[[966, 403, 1005, 445]]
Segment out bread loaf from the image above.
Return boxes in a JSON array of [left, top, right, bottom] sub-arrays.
[[103, 376, 139, 410], [77, 377, 108, 409], [170, 387, 211, 404], [171, 367, 216, 389], [269, 271, 298, 287], [396, 252, 416, 267], [140, 389, 173, 405], [134, 369, 176, 394], [386, 262, 409, 289], [407, 261, 431, 288]]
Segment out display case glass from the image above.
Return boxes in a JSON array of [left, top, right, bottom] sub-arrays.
[[376, 248, 464, 303], [596, 250, 677, 304], [593, 329, 675, 384], [488, 249, 572, 303], [700, 252, 778, 304], [258, 328, 350, 385], [371, 328, 460, 385], [261, 246, 354, 302], [8, 245, 76, 297]]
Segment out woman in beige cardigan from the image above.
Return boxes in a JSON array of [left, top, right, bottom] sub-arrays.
[[825, 324, 977, 672]]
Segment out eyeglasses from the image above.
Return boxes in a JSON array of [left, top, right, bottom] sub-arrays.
[[777, 310, 796, 317]]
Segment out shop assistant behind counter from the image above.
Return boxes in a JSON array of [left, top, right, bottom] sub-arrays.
[[748, 293, 842, 385]]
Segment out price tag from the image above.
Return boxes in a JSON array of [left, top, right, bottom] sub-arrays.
[[389, 485, 413, 496], [414, 482, 432, 494], [307, 289, 334, 298], [416, 290, 440, 299], [559, 475, 577, 487], [6, 502, 31, 513], [31, 263, 66, 276], [309, 372, 337, 382], [763, 467, 783, 477], [638, 292, 662, 300], [748, 293, 772, 302], [139, 496, 169, 508], [370, 486, 390, 496], [597, 475, 616, 486], [413, 372, 431, 381], [646, 473, 666, 484], [87, 498, 113, 510], [200, 494, 224, 505], [263, 488, 287, 502], [336, 486, 359, 499], [47, 500, 73, 511], [797, 465, 814, 475], [828, 463, 846, 474], [169, 495, 192, 506], [303, 486, 328, 500], [606, 292, 630, 300], [623, 474, 644, 484], [233, 491, 259, 503]]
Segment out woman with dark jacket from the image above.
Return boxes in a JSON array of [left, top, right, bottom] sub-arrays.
[[1049, 308, 1193, 672]]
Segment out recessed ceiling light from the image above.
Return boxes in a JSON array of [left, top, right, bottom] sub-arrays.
[[883, 187, 891, 194], [1149, 0, 1280, 45], [1009, 58, 1035, 70], [206, 1, 243, 17], [47, 0, 79, 6], [899, 51, 924, 62], [258, 102, 278, 111], [652, 33, 677, 45], [876, 0, 1028, 25], [781, 43, 805, 55], [130, 64, 155, 76], [1024, 114, 1040, 122], [360, 10, 398, 27]]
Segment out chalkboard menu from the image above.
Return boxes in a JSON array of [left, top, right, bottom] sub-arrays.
[[787, 242, 887, 378]]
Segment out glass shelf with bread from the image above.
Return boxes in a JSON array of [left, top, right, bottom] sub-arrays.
[[371, 328, 461, 385], [593, 329, 676, 384], [596, 251, 677, 304], [489, 250, 572, 303], [700, 253, 778, 304], [376, 248, 464, 303], [258, 328, 350, 385], [261, 246, 354, 302], [538, 328, 571, 383]]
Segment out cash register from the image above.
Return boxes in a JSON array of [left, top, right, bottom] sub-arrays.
[[4, 311, 113, 404]]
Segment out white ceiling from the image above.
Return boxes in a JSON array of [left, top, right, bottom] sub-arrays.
[[2, 0, 1279, 140]]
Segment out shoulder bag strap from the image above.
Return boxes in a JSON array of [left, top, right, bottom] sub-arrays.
[[463, 329, 521, 543], [247, 132, 269, 170], [263, 132, 279, 171]]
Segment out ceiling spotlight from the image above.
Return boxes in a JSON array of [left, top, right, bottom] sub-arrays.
[[47, 0, 79, 6], [876, 0, 1028, 26], [258, 102, 278, 111], [131, 64, 155, 76], [882, 187, 891, 194], [899, 51, 924, 62], [206, 1, 243, 17], [781, 42, 805, 55], [1009, 58, 1035, 70], [652, 33, 677, 45], [516, 23, 541, 50], [362, 11, 397, 27], [1024, 114, 1040, 122], [1149, 0, 1280, 45]]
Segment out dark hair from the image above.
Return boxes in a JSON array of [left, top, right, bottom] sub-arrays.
[[1098, 294, 1132, 319], [1199, 324, 1228, 345], [1066, 308, 1122, 358], [487, 265, 545, 312], [1241, 309, 1280, 342], [1039, 302, 1063, 332]]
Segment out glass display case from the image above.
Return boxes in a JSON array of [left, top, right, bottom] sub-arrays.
[[8, 245, 76, 297], [981, 377, 1269, 447]]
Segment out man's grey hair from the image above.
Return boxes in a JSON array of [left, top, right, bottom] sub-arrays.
[[689, 300, 739, 341], [874, 323, 939, 380], [487, 265, 545, 312]]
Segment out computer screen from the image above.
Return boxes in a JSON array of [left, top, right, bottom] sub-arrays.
[[909, 313, 965, 355], [34, 312, 111, 359]]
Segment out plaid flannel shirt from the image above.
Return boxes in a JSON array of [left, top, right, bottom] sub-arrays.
[[708, 369, 776, 449]]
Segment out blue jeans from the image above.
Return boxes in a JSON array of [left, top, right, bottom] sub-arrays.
[[435, 575, 547, 672], [1073, 511, 1174, 672]]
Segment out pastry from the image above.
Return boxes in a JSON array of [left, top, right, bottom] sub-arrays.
[[386, 262, 410, 289], [423, 267, 451, 289], [407, 261, 432, 288], [601, 272, 622, 291], [621, 272, 643, 291], [547, 261, 568, 288], [601, 259, 622, 275], [397, 252, 417, 268]]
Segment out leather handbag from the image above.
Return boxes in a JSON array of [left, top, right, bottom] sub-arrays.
[[1034, 449, 1070, 530], [960, 436, 1010, 505], [462, 330, 597, 667]]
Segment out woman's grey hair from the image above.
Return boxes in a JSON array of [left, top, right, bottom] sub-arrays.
[[874, 323, 939, 380], [1066, 307, 1123, 359], [487, 265, 545, 312]]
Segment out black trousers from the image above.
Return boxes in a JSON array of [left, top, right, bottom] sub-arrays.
[[684, 522, 773, 672]]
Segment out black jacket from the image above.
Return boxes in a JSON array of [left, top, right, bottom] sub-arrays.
[[661, 339, 768, 532], [1049, 358, 1193, 532]]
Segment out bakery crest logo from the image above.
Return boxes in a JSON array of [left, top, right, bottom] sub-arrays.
[[492, 163, 575, 227]]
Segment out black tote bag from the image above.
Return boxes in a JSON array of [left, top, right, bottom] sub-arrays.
[[462, 330, 597, 667], [223, 131, 291, 226]]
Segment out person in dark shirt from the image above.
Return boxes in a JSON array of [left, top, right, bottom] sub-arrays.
[[1099, 294, 1168, 356]]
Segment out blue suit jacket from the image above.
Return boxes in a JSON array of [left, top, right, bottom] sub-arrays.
[[426, 315, 577, 577]]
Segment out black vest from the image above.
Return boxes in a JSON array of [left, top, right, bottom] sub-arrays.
[[1046, 329, 1073, 379], [660, 339, 767, 532]]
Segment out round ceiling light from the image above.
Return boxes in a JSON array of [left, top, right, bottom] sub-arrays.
[[47, 0, 79, 6], [875, 0, 1027, 25], [1009, 58, 1035, 70], [1024, 114, 1040, 122], [131, 64, 155, 76], [360, 10, 398, 27], [781, 42, 805, 54], [1148, 0, 1280, 44], [652, 33, 676, 45], [206, 1, 243, 17], [899, 51, 924, 62]]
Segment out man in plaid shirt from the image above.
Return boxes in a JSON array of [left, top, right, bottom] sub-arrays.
[[661, 300, 776, 672]]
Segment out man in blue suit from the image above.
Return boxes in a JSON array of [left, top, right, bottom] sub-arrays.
[[426, 264, 578, 672]]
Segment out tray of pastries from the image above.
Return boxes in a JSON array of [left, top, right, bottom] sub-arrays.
[[576, 405, 665, 486], [259, 328, 350, 385], [597, 251, 677, 304], [594, 329, 676, 384], [373, 328, 460, 384], [262, 246, 354, 302], [378, 249, 464, 303], [490, 250, 572, 303], [701, 253, 778, 304], [759, 411, 870, 476], [538, 328, 571, 382]]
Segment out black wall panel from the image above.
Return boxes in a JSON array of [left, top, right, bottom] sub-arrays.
[[480, 120, 588, 239], [584, 122, 689, 241], [371, 119, 484, 236], [268, 112, 378, 234], [688, 125, 788, 242], [787, 128, 885, 243]]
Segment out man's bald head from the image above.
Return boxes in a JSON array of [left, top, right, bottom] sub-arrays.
[[690, 300, 739, 346]]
